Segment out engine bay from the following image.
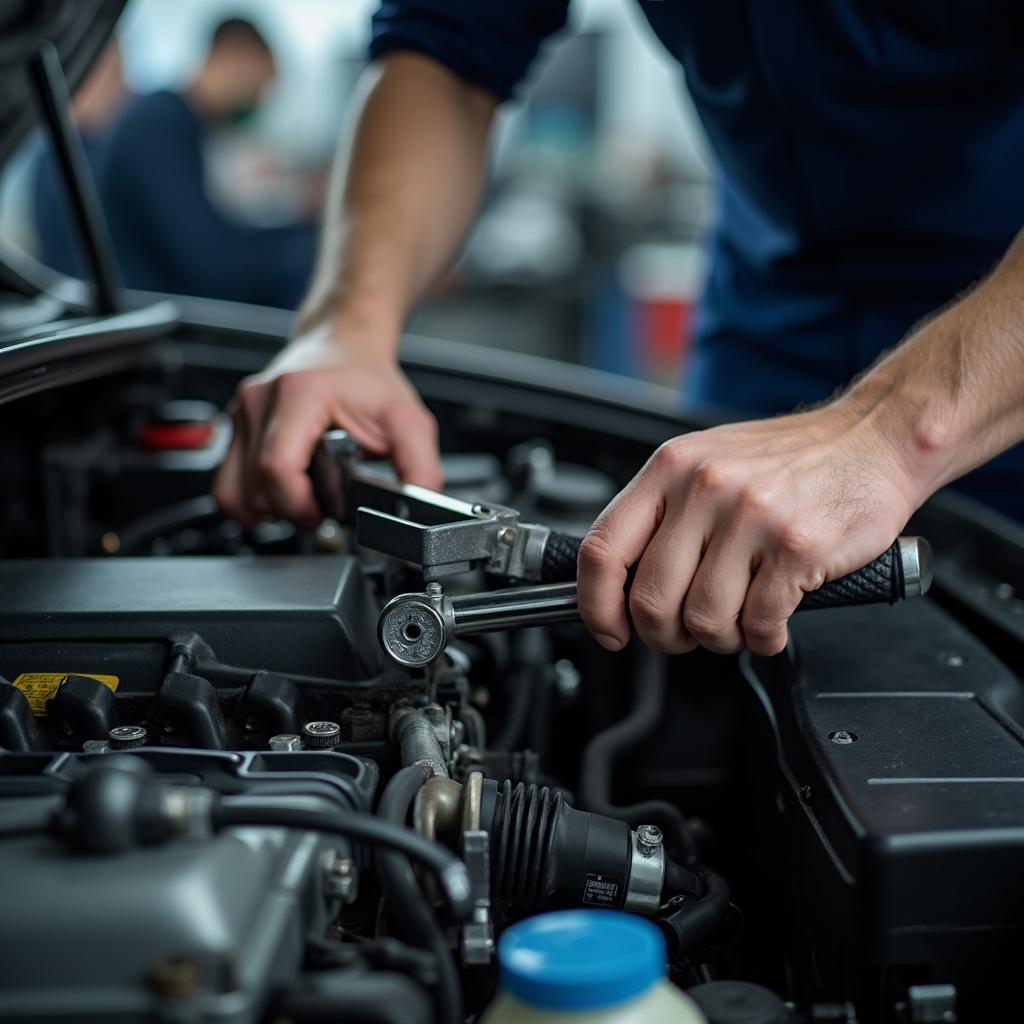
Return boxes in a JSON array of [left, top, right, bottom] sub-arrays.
[[0, 302, 1022, 1024]]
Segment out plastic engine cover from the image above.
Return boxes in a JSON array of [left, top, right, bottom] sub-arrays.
[[744, 598, 1024, 1016]]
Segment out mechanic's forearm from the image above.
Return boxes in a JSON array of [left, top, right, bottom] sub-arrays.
[[836, 228, 1024, 506], [295, 52, 497, 355]]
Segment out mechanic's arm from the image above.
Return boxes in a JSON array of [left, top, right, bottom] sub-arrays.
[[214, 53, 498, 525], [578, 227, 1024, 657]]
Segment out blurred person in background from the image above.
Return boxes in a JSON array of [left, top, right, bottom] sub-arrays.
[[99, 15, 314, 308], [33, 40, 130, 277], [215, 4, 1024, 660]]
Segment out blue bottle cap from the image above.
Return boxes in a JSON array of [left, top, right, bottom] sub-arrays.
[[498, 910, 666, 1011]]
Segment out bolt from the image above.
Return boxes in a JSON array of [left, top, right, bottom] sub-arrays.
[[425, 581, 443, 599], [636, 824, 663, 854], [109, 725, 147, 750], [471, 503, 491, 517], [324, 854, 358, 902], [829, 730, 857, 745], [941, 652, 965, 668], [302, 720, 342, 749], [994, 582, 1016, 601], [498, 526, 516, 545], [268, 733, 303, 751]]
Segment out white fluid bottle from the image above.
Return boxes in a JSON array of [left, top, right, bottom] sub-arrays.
[[481, 909, 707, 1024]]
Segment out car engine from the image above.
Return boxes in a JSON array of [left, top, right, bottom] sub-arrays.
[[1, 3, 1023, 1010], [0, 301, 1022, 1024]]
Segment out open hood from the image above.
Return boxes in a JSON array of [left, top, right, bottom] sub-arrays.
[[0, 0, 126, 168]]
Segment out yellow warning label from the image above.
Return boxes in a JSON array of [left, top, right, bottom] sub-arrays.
[[11, 673, 119, 715]]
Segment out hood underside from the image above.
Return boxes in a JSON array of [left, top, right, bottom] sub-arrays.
[[0, 0, 126, 168]]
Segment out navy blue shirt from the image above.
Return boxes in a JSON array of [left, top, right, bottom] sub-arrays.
[[99, 91, 315, 309], [370, 1, 1024, 517]]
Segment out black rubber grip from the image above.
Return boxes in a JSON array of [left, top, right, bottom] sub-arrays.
[[542, 534, 908, 611], [796, 540, 905, 611], [540, 531, 583, 583]]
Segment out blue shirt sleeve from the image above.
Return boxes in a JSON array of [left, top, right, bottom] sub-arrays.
[[369, 0, 570, 101]]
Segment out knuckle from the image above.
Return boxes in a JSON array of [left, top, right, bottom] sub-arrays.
[[741, 612, 782, 643], [773, 522, 821, 562], [691, 458, 735, 497], [682, 604, 723, 640], [627, 580, 667, 629], [745, 610, 774, 634], [735, 483, 773, 519], [650, 438, 691, 476], [577, 527, 615, 575], [256, 450, 287, 486], [273, 369, 305, 397], [746, 630, 788, 657]]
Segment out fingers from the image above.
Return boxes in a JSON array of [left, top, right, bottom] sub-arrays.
[[236, 380, 273, 522], [212, 408, 255, 526], [678, 529, 754, 654], [739, 566, 802, 656], [626, 514, 705, 654], [383, 402, 444, 490], [255, 373, 335, 525], [214, 358, 445, 527], [577, 470, 667, 651]]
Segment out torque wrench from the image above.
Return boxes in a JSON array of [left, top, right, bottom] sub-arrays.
[[378, 535, 932, 668]]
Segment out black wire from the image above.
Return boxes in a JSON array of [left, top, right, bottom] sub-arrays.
[[376, 766, 464, 1024], [491, 628, 548, 752], [579, 647, 699, 864], [212, 793, 472, 922]]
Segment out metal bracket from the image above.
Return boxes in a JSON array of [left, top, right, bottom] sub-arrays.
[[311, 430, 550, 582]]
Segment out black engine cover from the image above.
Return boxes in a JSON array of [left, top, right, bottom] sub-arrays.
[[0, 555, 381, 680], [745, 598, 1024, 1019]]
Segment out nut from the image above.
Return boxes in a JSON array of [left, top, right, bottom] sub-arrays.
[[636, 824, 663, 854], [302, 721, 342, 750]]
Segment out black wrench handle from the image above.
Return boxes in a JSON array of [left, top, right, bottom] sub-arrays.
[[541, 533, 932, 610]]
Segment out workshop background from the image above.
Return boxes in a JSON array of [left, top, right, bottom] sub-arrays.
[[0, 0, 714, 386]]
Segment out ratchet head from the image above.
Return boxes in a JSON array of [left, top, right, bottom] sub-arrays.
[[379, 592, 451, 668]]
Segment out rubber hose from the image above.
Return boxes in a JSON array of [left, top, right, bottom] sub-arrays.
[[579, 648, 699, 864], [662, 870, 732, 956], [213, 794, 472, 921], [376, 766, 464, 1024]]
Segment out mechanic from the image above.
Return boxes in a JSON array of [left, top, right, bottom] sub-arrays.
[[214, 3, 1024, 660], [98, 17, 314, 308]]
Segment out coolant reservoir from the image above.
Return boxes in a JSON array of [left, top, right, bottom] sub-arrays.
[[481, 910, 707, 1024]]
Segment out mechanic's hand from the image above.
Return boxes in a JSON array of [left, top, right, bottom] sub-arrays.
[[213, 327, 442, 527], [576, 406, 916, 657]]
